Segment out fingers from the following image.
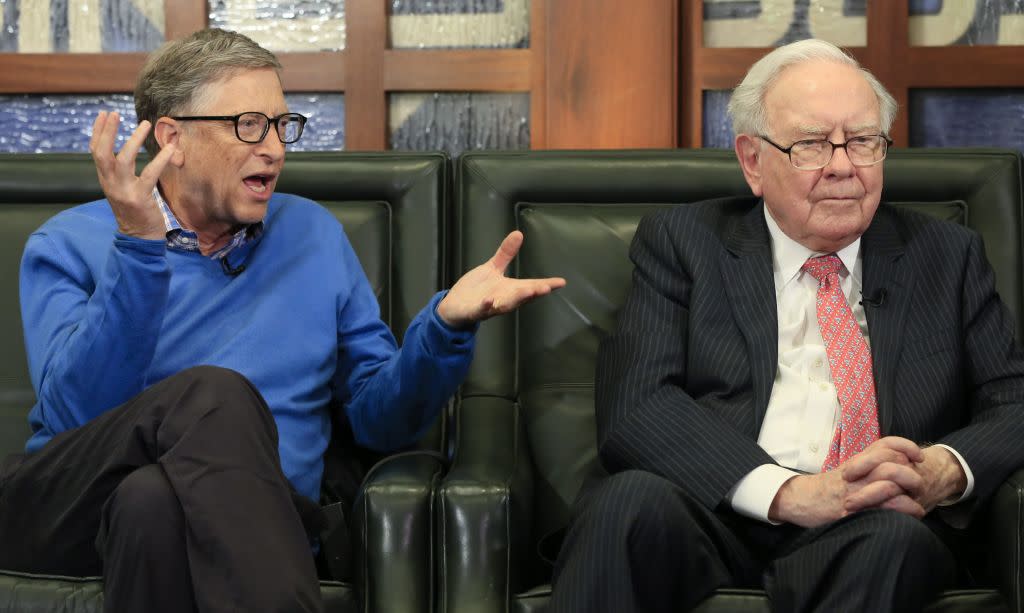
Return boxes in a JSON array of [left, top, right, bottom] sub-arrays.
[[490, 231, 524, 272], [871, 436, 924, 462], [118, 119, 152, 166], [90, 111, 119, 169], [844, 479, 906, 513], [138, 141, 176, 188], [843, 437, 923, 482], [842, 447, 911, 482], [845, 462, 922, 511], [878, 494, 926, 519], [489, 277, 566, 313]]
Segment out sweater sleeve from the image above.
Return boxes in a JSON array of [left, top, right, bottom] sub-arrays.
[[20, 231, 171, 439], [334, 241, 475, 452]]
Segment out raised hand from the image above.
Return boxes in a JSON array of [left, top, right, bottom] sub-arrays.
[[436, 231, 566, 329], [89, 111, 176, 240]]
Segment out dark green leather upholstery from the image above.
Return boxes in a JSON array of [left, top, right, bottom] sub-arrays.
[[442, 148, 1024, 613], [0, 151, 452, 613]]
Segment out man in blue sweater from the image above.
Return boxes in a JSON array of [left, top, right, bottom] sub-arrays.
[[1, 29, 564, 613]]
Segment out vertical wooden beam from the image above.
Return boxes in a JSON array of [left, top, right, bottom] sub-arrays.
[[345, 0, 387, 150], [544, 0, 678, 149], [528, 0, 547, 149], [679, 0, 703, 148], [865, 0, 910, 145], [164, 0, 207, 41]]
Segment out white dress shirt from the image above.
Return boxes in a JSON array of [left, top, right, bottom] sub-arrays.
[[725, 208, 975, 523]]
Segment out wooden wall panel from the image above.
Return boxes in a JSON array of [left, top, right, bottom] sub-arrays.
[[544, 0, 678, 149]]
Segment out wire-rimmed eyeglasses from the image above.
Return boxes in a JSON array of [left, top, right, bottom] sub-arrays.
[[759, 134, 892, 170]]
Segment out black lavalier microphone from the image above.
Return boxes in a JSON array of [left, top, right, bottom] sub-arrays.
[[220, 254, 247, 277], [861, 288, 887, 308]]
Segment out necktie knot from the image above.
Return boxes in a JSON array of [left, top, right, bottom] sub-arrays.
[[803, 254, 842, 283]]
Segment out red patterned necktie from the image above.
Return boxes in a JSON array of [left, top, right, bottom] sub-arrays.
[[802, 254, 880, 472]]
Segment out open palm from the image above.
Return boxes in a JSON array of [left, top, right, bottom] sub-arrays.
[[437, 231, 566, 328]]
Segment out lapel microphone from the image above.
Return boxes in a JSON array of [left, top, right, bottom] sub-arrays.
[[220, 254, 247, 277], [861, 288, 887, 308]]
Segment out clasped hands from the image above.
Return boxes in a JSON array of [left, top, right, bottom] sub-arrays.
[[769, 437, 969, 528]]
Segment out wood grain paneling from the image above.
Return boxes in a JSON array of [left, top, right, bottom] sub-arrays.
[[383, 50, 529, 91], [544, 0, 678, 149], [164, 0, 207, 40], [279, 53, 346, 91], [344, 0, 386, 150], [0, 54, 146, 93]]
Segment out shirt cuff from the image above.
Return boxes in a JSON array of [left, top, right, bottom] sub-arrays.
[[727, 464, 801, 524], [933, 444, 974, 505]]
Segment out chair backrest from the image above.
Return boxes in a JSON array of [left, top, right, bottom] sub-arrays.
[[0, 151, 450, 459], [452, 147, 1024, 574]]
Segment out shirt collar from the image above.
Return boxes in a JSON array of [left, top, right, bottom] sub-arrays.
[[154, 186, 182, 233], [763, 204, 861, 288], [152, 186, 263, 259]]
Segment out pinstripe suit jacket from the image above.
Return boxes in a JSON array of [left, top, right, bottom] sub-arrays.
[[595, 196, 1024, 520]]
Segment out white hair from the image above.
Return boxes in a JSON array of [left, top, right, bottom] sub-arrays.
[[727, 39, 897, 137]]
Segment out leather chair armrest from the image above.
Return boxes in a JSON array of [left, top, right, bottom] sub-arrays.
[[351, 451, 446, 613], [991, 467, 1024, 613], [439, 396, 534, 613]]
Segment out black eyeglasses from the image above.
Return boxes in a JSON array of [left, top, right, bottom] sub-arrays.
[[171, 111, 308, 144], [759, 134, 892, 170]]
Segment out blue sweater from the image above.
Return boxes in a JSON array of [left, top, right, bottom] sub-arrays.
[[19, 193, 475, 501]]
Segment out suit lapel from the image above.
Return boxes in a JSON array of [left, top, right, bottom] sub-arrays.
[[721, 202, 778, 434], [861, 207, 912, 435]]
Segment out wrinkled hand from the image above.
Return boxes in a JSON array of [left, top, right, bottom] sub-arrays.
[[437, 231, 566, 329], [846, 444, 967, 516], [89, 111, 175, 240], [769, 437, 925, 528]]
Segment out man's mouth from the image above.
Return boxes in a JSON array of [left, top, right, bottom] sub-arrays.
[[243, 174, 274, 193]]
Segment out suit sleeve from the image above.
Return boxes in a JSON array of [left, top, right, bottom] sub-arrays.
[[595, 212, 775, 510], [938, 232, 1024, 509]]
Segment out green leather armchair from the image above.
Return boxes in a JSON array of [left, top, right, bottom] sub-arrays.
[[440, 148, 1024, 613], [0, 151, 453, 613]]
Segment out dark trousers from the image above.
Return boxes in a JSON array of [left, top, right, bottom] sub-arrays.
[[0, 366, 323, 613], [550, 470, 959, 613]]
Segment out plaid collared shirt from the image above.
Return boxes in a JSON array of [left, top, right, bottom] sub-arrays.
[[153, 187, 263, 259]]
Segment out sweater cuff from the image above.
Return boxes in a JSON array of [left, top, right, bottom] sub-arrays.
[[426, 291, 477, 349], [114, 232, 167, 257]]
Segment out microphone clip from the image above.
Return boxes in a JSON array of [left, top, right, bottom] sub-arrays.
[[860, 288, 887, 308], [220, 255, 246, 277]]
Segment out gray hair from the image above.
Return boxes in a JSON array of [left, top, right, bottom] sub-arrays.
[[134, 28, 282, 153], [727, 39, 896, 138]]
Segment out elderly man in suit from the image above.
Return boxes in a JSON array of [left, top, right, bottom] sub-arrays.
[[549, 38, 1024, 612]]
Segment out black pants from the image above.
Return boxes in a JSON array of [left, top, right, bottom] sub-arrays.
[[0, 366, 323, 613], [550, 470, 959, 613]]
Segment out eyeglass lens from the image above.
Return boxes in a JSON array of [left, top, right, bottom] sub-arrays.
[[236, 112, 304, 143], [791, 136, 887, 169]]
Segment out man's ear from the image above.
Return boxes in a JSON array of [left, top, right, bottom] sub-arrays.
[[735, 133, 764, 197], [154, 117, 185, 168]]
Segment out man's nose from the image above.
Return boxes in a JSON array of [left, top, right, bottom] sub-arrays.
[[824, 144, 855, 176], [254, 133, 286, 160]]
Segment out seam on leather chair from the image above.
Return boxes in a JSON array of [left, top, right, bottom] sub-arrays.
[[429, 462, 441, 613], [463, 159, 512, 205], [0, 570, 102, 582], [504, 402, 520, 613], [1015, 482, 1023, 612]]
